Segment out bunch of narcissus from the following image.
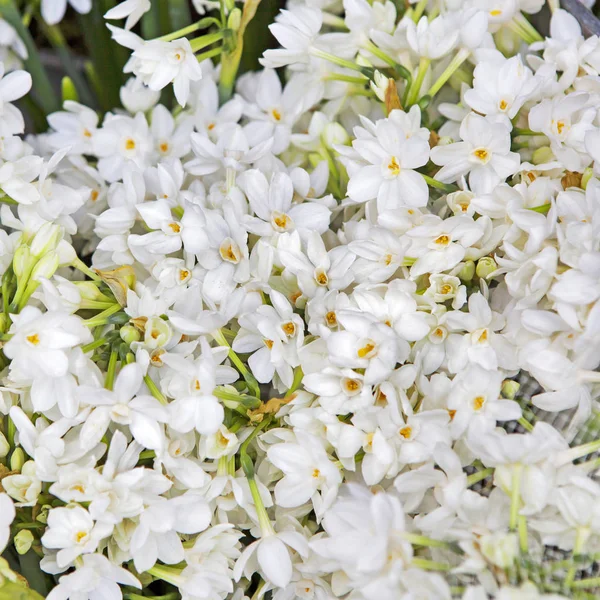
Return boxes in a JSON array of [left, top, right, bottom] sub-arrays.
[[0, 0, 600, 598]]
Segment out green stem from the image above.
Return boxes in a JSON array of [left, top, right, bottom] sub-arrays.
[[466, 467, 494, 487], [147, 565, 183, 587], [527, 203, 551, 215], [105, 349, 118, 390], [160, 20, 210, 41], [310, 48, 371, 74], [219, 0, 263, 103], [288, 367, 304, 395], [401, 532, 451, 548], [421, 174, 459, 193], [412, 0, 428, 22], [518, 515, 528, 553], [566, 528, 588, 587], [325, 73, 368, 85], [83, 304, 122, 328], [72, 257, 101, 281], [189, 30, 224, 52], [411, 558, 450, 571], [212, 329, 261, 398], [426, 48, 470, 99], [81, 338, 107, 354], [144, 375, 168, 405], [518, 416, 534, 432], [571, 577, 600, 589], [195, 46, 223, 64], [509, 464, 522, 531], [407, 57, 430, 106]]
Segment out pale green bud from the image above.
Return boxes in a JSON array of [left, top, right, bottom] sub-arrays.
[[120, 325, 141, 344], [581, 167, 594, 190], [36, 505, 51, 524], [532, 146, 553, 166], [10, 448, 24, 472], [0, 433, 9, 458], [458, 260, 475, 282], [437, 136, 454, 146], [31, 251, 59, 282], [322, 123, 349, 148], [61, 76, 78, 103], [370, 70, 388, 103], [30, 223, 62, 258], [14, 530, 34, 555], [12, 245, 31, 278], [227, 8, 241, 31], [74, 281, 111, 302], [501, 379, 520, 400], [476, 257, 498, 280]]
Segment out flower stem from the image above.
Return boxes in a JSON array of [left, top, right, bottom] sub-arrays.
[[105, 349, 118, 391], [190, 30, 224, 52], [144, 374, 168, 406], [509, 464, 522, 531], [83, 304, 122, 328], [407, 57, 430, 106], [81, 338, 106, 354], [213, 329, 261, 398], [422, 174, 459, 193], [466, 467, 494, 487], [426, 47, 470, 99], [411, 558, 450, 571], [72, 257, 101, 282]]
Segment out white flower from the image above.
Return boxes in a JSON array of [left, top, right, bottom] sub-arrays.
[[104, 0, 151, 30], [431, 112, 520, 193], [240, 170, 331, 240], [41, 505, 112, 569], [41, 0, 91, 25], [0, 494, 15, 552], [78, 363, 169, 452], [344, 108, 430, 210], [267, 431, 342, 516]]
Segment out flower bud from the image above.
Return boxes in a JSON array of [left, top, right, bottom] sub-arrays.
[[581, 167, 594, 190], [57, 239, 76, 266], [10, 448, 24, 472], [480, 532, 519, 568], [227, 8, 241, 31], [436, 136, 454, 146], [31, 251, 59, 282], [370, 71, 388, 103], [14, 530, 34, 555], [322, 123, 349, 148], [30, 223, 62, 257], [120, 325, 141, 344], [458, 260, 475, 282], [12, 245, 31, 278], [36, 505, 51, 524], [74, 281, 112, 302], [476, 257, 497, 280], [61, 76, 79, 103], [501, 379, 520, 400], [532, 146, 553, 165], [0, 432, 9, 458]]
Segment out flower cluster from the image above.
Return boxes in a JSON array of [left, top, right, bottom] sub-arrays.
[[0, 0, 599, 599]]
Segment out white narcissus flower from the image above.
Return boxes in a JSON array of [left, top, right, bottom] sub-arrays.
[[41, 505, 112, 569], [104, 0, 151, 30], [0, 494, 15, 552], [344, 107, 430, 211], [41, 0, 91, 25], [77, 363, 169, 452], [431, 112, 520, 193]]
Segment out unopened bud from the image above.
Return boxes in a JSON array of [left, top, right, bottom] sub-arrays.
[[30, 223, 62, 257], [322, 123, 349, 148], [476, 257, 497, 280], [227, 8, 241, 31], [74, 281, 112, 302], [12, 245, 31, 278], [96, 266, 136, 307], [0, 433, 9, 458], [10, 448, 24, 472], [14, 530, 34, 555], [36, 505, 51, 524], [532, 146, 553, 166], [437, 136, 454, 146], [31, 251, 59, 282], [458, 260, 475, 282], [501, 379, 520, 400], [61, 76, 79, 103], [581, 167, 594, 190], [120, 325, 141, 345]]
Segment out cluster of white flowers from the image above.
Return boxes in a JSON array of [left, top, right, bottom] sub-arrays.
[[0, 0, 600, 599]]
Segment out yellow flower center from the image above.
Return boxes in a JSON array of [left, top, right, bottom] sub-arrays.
[[281, 321, 296, 336], [325, 311, 337, 326], [399, 426, 412, 439], [26, 334, 40, 346], [271, 108, 282, 121], [440, 284, 452, 294], [473, 148, 490, 162], [168, 222, 181, 233], [473, 396, 485, 411], [124, 138, 136, 150], [435, 234, 450, 246], [387, 156, 401, 176], [357, 341, 376, 359], [264, 339, 274, 349]]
